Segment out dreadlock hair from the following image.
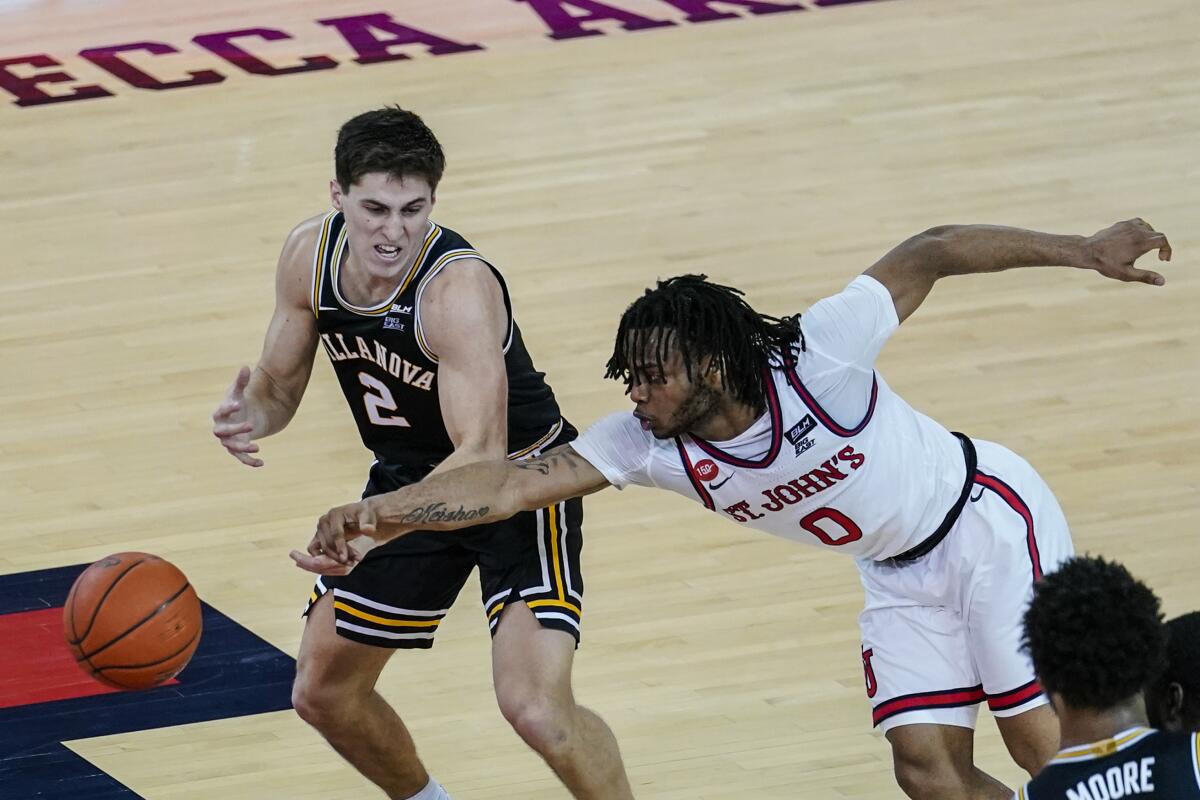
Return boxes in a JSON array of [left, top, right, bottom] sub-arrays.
[[335, 106, 445, 192], [604, 274, 804, 410], [1146, 611, 1200, 730], [1022, 555, 1165, 711]]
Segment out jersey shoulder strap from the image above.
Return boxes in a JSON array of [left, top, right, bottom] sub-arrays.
[[411, 224, 509, 363], [310, 210, 347, 317]]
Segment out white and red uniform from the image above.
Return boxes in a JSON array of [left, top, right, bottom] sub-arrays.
[[571, 275, 1074, 731]]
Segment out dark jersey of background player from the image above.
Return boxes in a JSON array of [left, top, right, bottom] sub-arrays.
[[1016, 556, 1200, 799], [1016, 727, 1200, 799]]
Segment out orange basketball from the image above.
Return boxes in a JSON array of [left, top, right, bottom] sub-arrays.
[[63, 552, 202, 690]]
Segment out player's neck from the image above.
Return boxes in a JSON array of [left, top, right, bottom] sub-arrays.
[[1055, 698, 1150, 750], [690, 399, 763, 441], [340, 245, 419, 306]]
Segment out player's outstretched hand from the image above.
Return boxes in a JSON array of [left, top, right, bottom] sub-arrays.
[[212, 366, 263, 467], [1085, 218, 1173, 286], [290, 500, 379, 575]]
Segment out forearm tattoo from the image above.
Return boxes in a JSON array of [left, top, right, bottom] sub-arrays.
[[514, 448, 584, 476], [400, 502, 490, 525]]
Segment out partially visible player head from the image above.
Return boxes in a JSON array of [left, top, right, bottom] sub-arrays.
[[1023, 556, 1165, 720], [604, 275, 804, 438], [331, 107, 445, 280], [1146, 611, 1200, 732]]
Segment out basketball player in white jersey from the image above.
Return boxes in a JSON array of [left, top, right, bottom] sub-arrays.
[[292, 218, 1174, 798]]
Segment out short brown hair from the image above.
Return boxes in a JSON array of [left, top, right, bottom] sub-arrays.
[[335, 106, 445, 192]]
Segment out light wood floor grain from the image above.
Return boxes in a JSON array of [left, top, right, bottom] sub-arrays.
[[3, 0, 1197, 796]]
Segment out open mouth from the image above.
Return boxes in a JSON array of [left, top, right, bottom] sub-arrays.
[[374, 244, 401, 261], [634, 412, 653, 431]]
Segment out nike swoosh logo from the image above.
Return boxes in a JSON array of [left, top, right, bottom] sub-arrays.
[[709, 475, 733, 490]]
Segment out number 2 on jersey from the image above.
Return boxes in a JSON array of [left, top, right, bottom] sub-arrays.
[[358, 372, 411, 427]]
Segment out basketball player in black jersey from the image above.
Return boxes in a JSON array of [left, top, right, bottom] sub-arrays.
[[1147, 612, 1200, 734], [211, 108, 632, 800], [1015, 556, 1200, 799]]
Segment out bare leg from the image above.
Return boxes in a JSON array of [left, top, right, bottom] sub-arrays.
[[886, 724, 1012, 800], [292, 593, 430, 799], [492, 601, 634, 799], [996, 704, 1059, 777]]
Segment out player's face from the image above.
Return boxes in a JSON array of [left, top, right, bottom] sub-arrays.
[[628, 347, 723, 440], [330, 172, 435, 279]]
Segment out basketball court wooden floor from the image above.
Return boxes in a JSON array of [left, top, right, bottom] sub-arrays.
[[1, 0, 1197, 796]]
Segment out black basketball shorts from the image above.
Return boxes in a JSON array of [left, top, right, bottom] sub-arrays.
[[303, 465, 585, 650]]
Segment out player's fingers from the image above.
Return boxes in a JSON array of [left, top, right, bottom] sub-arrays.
[[228, 448, 264, 467], [316, 513, 349, 563], [333, 511, 350, 563], [222, 439, 260, 454], [356, 506, 377, 535], [313, 515, 332, 554], [214, 432, 253, 447], [212, 421, 254, 437], [233, 366, 252, 396], [289, 550, 354, 575], [1156, 237, 1172, 262], [1125, 267, 1165, 286], [212, 399, 241, 421]]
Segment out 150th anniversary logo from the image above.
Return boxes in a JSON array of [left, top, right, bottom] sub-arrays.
[[3, 0, 888, 108]]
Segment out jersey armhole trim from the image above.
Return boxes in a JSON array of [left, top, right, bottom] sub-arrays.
[[310, 210, 338, 318], [784, 363, 879, 438], [413, 250, 508, 364], [506, 418, 564, 461]]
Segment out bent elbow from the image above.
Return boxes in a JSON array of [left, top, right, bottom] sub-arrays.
[[908, 226, 964, 277]]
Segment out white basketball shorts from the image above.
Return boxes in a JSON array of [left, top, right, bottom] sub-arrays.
[[857, 439, 1074, 733]]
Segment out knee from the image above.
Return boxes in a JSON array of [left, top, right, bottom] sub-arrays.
[[892, 744, 965, 800], [292, 669, 356, 732], [497, 689, 574, 757]]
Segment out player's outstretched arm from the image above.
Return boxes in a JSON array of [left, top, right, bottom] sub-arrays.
[[212, 219, 321, 466], [864, 218, 1173, 323], [290, 445, 610, 574]]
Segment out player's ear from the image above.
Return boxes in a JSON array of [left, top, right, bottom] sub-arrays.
[[1165, 682, 1186, 731], [700, 356, 723, 389], [330, 179, 344, 211]]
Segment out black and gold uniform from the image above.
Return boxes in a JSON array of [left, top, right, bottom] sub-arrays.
[[1015, 727, 1200, 799], [302, 211, 583, 648]]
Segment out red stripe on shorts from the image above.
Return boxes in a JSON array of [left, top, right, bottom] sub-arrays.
[[987, 678, 1044, 711], [974, 472, 1043, 582], [871, 684, 986, 727]]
